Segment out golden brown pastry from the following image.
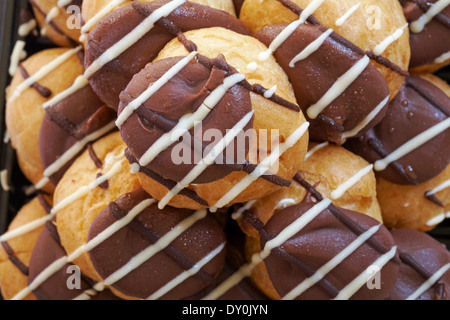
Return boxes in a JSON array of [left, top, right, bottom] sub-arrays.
[[121, 26, 309, 210]]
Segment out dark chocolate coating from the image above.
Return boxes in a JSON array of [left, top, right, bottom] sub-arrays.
[[255, 24, 390, 144], [387, 228, 450, 300], [85, 0, 251, 109], [28, 220, 120, 300], [345, 75, 450, 185], [119, 55, 253, 184], [39, 83, 116, 185], [400, 0, 450, 68], [258, 198, 399, 300], [87, 188, 227, 300], [233, 0, 245, 16]]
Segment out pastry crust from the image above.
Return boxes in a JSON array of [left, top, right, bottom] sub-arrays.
[[133, 27, 309, 210]]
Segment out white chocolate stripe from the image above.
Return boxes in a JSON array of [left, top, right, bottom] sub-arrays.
[[0, 159, 125, 243], [289, 28, 334, 67], [426, 179, 450, 196], [307, 55, 370, 119], [426, 211, 450, 227], [341, 95, 390, 141], [158, 110, 254, 210], [231, 199, 257, 220], [374, 117, 450, 171], [258, 0, 326, 62], [138, 73, 246, 167], [8, 40, 27, 77], [210, 121, 310, 212], [8, 45, 83, 103], [282, 224, 382, 300], [80, 0, 127, 42], [305, 141, 329, 160], [410, 0, 450, 33], [435, 50, 450, 64], [330, 164, 374, 200], [85, 209, 209, 298], [40, 121, 117, 181], [116, 51, 198, 127], [45, 7, 61, 23], [373, 24, 408, 56], [84, 0, 186, 79], [12, 198, 156, 300], [57, 0, 72, 7], [146, 242, 226, 300], [406, 263, 450, 300], [335, 2, 361, 26], [203, 198, 332, 300], [333, 246, 398, 300], [42, 75, 89, 109]]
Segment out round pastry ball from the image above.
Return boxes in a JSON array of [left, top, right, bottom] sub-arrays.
[[123, 27, 309, 210], [242, 196, 399, 300], [400, 0, 450, 73], [30, 0, 82, 47], [6, 47, 85, 194], [87, 187, 227, 300], [377, 164, 450, 232], [0, 195, 52, 300], [239, 0, 410, 102], [387, 228, 450, 300], [54, 131, 142, 284]]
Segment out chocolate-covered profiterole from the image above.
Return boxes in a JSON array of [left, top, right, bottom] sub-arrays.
[[87, 188, 227, 300], [345, 75, 450, 185], [255, 24, 390, 144], [251, 196, 399, 300], [400, 0, 450, 70], [39, 79, 116, 186], [119, 55, 253, 184], [84, 0, 251, 109], [28, 219, 120, 300], [387, 228, 450, 300]]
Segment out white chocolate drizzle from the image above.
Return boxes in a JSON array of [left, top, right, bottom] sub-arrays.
[[374, 117, 450, 172], [0, 169, 10, 192], [158, 110, 254, 210], [282, 224, 382, 300], [434, 50, 450, 64], [8, 40, 27, 76], [307, 55, 370, 119], [79, 0, 127, 42], [210, 121, 310, 212], [42, 75, 89, 109], [410, 0, 450, 33], [138, 73, 246, 167], [116, 51, 198, 127], [330, 164, 374, 200], [373, 24, 408, 56], [84, 0, 186, 79], [406, 263, 450, 300], [289, 28, 333, 67], [335, 2, 361, 26], [305, 141, 329, 160], [8, 45, 82, 103]]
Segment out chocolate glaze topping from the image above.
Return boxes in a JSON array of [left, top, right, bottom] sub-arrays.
[[119, 55, 253, 184], [255, 24, 390, 144], [345, 75, 450, 185], [87, 188, 227, 300], [39, 83, 116, 185], [28, 218, 120, 300], [400, 0, 450, 68], [387, 228, 450, 300], [85, 0, 251, 109], [251, 196, 399, 300]]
